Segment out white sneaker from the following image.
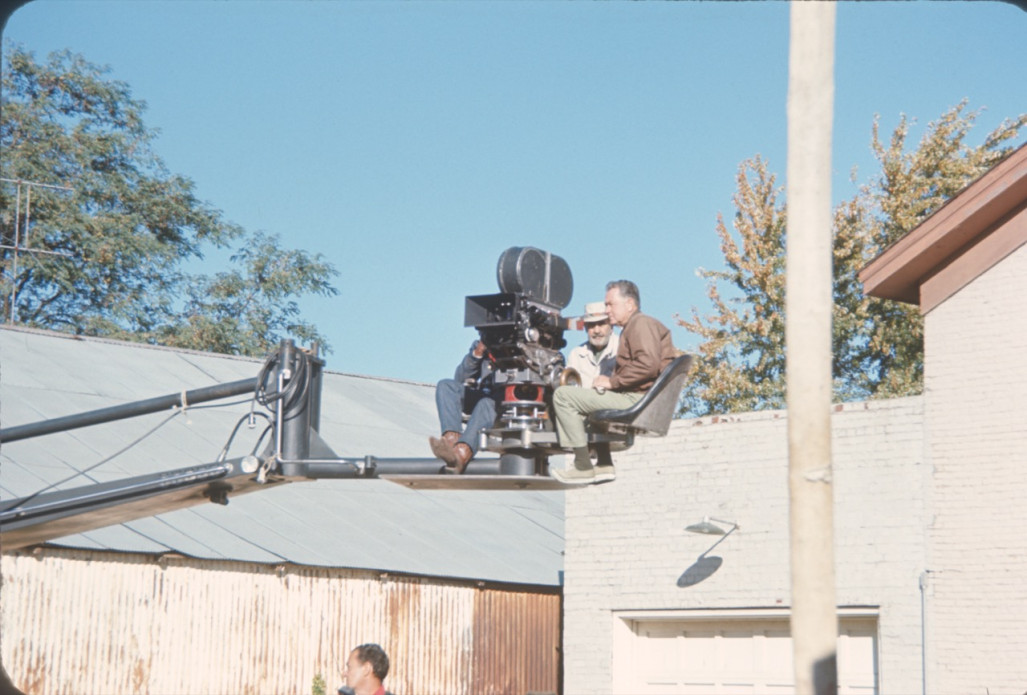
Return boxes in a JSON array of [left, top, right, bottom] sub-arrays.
[[593, 465, 616, 483], [551, 466, 596, 485]]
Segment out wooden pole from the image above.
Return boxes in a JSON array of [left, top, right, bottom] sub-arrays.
[[786, 3, 837, 693]]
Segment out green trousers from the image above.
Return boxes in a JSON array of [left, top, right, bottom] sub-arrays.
[[552, 385, 643, 449]]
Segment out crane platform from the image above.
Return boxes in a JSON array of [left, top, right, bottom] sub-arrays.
[[381, 474, 576, 491]]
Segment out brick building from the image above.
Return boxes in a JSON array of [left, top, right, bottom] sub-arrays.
[[563, 144, 1027, 694]]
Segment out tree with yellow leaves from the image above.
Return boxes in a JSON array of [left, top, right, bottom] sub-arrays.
[[679, 101, 1026, 416]]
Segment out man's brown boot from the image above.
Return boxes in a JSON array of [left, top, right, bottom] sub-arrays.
[[429, 431, 461, 466], [452, 442, 473, 475]]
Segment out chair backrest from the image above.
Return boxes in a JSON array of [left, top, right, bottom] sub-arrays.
[[587, 354, 694, 437]]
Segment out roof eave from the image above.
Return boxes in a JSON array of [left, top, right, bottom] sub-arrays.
[[859, 143, 1027, 308]]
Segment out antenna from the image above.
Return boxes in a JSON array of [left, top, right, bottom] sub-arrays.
[[1, 177, 75, 323]]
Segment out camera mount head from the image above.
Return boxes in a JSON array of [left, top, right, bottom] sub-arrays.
[[462, 247, 574, 473]]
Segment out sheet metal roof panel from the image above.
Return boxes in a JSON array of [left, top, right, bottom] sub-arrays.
[[3, 330, 256, 399], [316, 379, 439, 455], [1, 408, 243, 487], [11, 357, 251, 421], [352, 485, 562, 582], [1, 448, 72, 491], [94, 478, 566, 584], [1, 327, 564, 586], [2, 343, 436, 461], [1, 331, 104, 394], [73, 511, 289, 563], [114, 513, 231, 558]]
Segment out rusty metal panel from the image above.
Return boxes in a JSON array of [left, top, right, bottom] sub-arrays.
[[473, 588, 562, 695], [1, 548, 560, 695]]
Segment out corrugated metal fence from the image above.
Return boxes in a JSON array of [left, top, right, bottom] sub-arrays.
[[1, 548, 560, 695]]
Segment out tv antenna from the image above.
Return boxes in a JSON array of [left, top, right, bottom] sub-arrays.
[[1, 177, 75, 324]]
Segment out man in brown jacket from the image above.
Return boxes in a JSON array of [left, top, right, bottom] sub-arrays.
[[551, 279, 676, 484]]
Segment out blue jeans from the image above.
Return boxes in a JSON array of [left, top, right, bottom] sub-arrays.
[[436, 378, 497, 455]]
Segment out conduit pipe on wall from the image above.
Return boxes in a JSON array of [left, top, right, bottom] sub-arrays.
[[919, 569, 932, 695]]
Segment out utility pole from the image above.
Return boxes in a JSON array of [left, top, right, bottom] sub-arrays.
[[785, 3, 837, 694], [1, 178, 74, 324]]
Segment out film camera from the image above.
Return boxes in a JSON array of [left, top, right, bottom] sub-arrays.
[[464, 247, 580, 474]]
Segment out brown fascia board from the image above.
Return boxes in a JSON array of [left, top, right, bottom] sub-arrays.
[[859, 143, 1027, 306]]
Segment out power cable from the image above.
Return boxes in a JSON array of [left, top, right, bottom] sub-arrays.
[[1, 409, 181, 513]]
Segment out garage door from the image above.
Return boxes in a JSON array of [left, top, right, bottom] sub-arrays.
[[614, 613, 877, 694]]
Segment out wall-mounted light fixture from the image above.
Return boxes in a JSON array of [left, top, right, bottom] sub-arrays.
[[677, 516, 740, 588], [685, 516, 738, 536]]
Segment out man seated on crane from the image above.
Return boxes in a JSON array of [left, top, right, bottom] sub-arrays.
[[550, 280, 677, 485], [428, 339, 498, 474], [565, 300, 620, 388]]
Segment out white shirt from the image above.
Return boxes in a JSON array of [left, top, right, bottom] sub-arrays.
[[566, 332, 620, 388]]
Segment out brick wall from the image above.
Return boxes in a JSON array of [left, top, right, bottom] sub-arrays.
[[564, 397, 927, 694], [923, 243, 1027, 694]]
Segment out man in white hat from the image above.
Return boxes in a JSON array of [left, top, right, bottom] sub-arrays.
[[565, 301, 619, 389]]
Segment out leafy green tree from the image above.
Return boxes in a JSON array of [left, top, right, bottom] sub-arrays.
[[676, 155, 788, 415], [1, 44, 337, 355], [839, 102, 1026, 399], [678, 101, 1026, 416], [152, 231, 337, 356]]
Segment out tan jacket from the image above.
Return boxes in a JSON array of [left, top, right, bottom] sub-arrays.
[[566, 332, 620, 388], [608, 312, 675, 393]]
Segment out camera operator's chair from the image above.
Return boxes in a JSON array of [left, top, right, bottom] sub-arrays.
[[585, 353, 695, 466]]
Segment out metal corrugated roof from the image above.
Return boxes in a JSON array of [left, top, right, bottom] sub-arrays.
[[0, 327, 564, 585]]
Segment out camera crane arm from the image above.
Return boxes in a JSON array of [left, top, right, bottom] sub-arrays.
[[0, 336, 573, 552], [1, 247, 684, 549]]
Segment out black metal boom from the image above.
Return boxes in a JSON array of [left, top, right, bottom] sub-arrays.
[[0, 378, 259, 444]]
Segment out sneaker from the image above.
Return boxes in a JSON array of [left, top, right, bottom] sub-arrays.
[[551, 466, 596, 485], [593, 465, 616, 483]]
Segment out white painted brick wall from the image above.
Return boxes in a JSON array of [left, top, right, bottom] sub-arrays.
[[564, 397, 927, 694], [923, 243, 1027, 695]]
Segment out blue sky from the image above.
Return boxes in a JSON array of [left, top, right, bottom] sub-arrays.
[[4, 1, 1025, 384]]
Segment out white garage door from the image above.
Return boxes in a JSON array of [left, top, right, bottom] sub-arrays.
[[614, 613, 877, 694]]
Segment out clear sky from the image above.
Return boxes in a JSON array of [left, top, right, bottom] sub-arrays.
[[3, 1, 1025, 384]]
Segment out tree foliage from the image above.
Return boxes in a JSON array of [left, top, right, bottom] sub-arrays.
[[679, 101, 1026, 416], [1, 44, 338, 355], [677, 156, 789, 415], [153, 231, 337, 356]]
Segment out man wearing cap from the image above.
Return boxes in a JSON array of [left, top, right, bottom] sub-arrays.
[[565, 301, 619, 389], [551, 279, 676, 484]]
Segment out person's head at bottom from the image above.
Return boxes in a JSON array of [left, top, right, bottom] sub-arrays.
[[340, 643, 389, 695]]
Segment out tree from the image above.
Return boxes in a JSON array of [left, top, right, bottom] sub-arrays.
[[677, 155, 789, 415], [678, 101, 1026, 416], [1, 44, 337, 355], [152, 231, 337, 356]]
